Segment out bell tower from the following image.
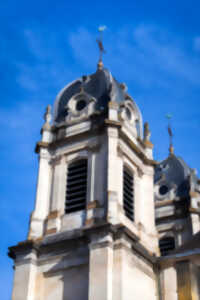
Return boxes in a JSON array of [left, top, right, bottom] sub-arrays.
[[9, 62, 159, 300]]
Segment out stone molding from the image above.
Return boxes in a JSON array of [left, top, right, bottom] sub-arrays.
[[190, 191, 200, 198], [65, 91, 97, 122], [86, 200, 101, 210], [47, 210, 61, 220], [35, 141, 49, 153], [155, 199, 174, 207], [189, 207, 200, 214], [45, 228, 57, 235], [8, 240, 38, 261], [43, 261, 89, 277], [45, 139, 101, 167], [9, 223, 158, 268], [50, 155, 62, 166], [15, 258, 37, 267], [143, 139, 154, 149], [104, 119, 121, 128], [89, 241, 113, 250], [85, 218, 95, 226], [39, 150, 51, 160], [108, 101, 119, 109], [61, 140, 101, 160], [85, 141, 101, 152], [119, 130, 157, 166]]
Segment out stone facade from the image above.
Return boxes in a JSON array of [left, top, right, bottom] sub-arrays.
[[9, 65, 200, 300]]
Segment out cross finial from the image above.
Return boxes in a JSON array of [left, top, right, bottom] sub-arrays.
[[166, 114, 174, 155], [96, 25, 107, 69]]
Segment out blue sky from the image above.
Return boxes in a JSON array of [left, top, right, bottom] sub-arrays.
[[1, 0, 200, 298]]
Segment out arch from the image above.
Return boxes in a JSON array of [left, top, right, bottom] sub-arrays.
[[65, 158, 88, 214], [124, 99, 143, 138]]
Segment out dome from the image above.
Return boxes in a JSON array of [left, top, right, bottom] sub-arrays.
[[53, 67, 143, 136], [154, 154, 193, 198]]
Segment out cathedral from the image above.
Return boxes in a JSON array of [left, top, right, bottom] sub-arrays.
[[8, 57, 200, 299]]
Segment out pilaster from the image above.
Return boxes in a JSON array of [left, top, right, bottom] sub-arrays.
[[88, 233, 114, 300], [85, 145, 104, 225], [107, 126, 121, 225], [138, 166, 158, 253], [176, 261, 199, 300], [161, 266, 178, 300], [28, 149, 52, 239], [11, 247, 37, 300], [45, 155, 66, 234]]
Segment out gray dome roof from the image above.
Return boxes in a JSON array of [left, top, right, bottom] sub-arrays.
[[53, 67, 142, 127], [154, 154, 193, 198]]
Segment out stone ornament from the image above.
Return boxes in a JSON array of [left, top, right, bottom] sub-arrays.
[[65, 92, 97, 122], [42, 105, 52, 131]]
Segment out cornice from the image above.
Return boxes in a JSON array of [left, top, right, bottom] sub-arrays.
[[35, 141, 49, 153], [8, 240, 39, 260], [35, 118, 156, 168], [104, 119, 121, 128], [8, 222, 157, 265]]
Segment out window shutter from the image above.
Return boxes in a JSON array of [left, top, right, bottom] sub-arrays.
[[123, 167, 134, 221], [159, 237, 175, 256], [65, 159, 88, 214]]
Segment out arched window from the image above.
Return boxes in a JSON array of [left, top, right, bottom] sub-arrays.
[[123, 166, 134, 221], [159, 236, 175, 256], [65, 159, 88, 214]]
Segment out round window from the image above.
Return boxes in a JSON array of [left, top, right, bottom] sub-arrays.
[[159, 185, 169, 195], [76, 100, 86, 111]]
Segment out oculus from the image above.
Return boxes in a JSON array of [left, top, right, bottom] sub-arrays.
[[159, 185, 169, 195], [76, 99, 87, 111]]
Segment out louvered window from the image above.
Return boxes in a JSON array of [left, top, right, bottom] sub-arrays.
[[159, 237, 175, 256], [123, 166, 134, 221], [65, 159, 88, 214]]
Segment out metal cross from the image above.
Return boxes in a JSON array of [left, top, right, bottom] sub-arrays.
[[166, 114, 174, 154], [96, 26, 107, 63]]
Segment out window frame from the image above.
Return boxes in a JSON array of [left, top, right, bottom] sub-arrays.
[[65, 158, 88, 214], [123, 164, 135, 222], [159, 236, 175, 256]]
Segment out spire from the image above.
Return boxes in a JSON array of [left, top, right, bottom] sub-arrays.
[[166, 114, 174, 155], [96, 25, 106, 69]]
